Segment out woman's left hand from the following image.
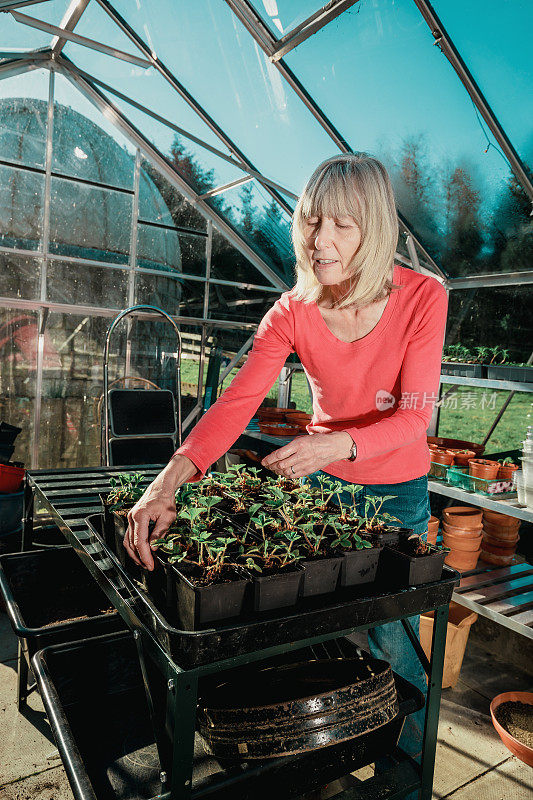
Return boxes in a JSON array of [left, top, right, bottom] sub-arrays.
[[261, 431, 354, 478]]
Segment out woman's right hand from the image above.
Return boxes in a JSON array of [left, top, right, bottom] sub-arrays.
[[124, 455, 198, 570]]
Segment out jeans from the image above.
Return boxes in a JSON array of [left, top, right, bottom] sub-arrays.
[[300, 470, 430, 765]]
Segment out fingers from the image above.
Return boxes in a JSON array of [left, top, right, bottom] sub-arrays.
[[131, 512, 156, 571], [123, 518, 143, 567], [261, 443, 297, 469]]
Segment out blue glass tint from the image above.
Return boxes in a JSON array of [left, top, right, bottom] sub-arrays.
[[0, 69, 50, 168]]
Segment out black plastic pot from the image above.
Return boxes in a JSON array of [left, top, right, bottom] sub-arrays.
[[169, 561, 251, 631], [338, 546, 381, 588], [32, 632, 425, 800], [441, 362, 484, 378], [378, 546, 446, 587], [98, 493, 115, 550], [112, 508, 143, 582], [486, 364, 533, 383], [300, 555, 343, 597], [252, 564, 304, 612]]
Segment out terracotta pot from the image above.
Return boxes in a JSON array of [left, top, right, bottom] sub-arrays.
[[482, 521, 521, 541], [490, 691, 533, 767], [257, 407, 293, 421], [444, 548, 480, 572], [427, 436, 484, 456], [285, 411, 312, 422], [497, 463, 519, 481], [479, 549, 514, 566], [442, 520, 483, 537], [428, 516, 439, 532], [443, 532, 483, 552], [426, 529, 438, 546], [468, 459, 500, 480], [430, 449, 455, 466], [258, 422, 301, 436], [442, 506, 483, 529], [449, 449, 476, 467], [482, 535, 519, 556], [482, 509, 521, 528]]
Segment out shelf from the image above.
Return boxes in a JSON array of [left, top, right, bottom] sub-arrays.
[[428, 479, 533, 522], [439, 375, 533, 392]]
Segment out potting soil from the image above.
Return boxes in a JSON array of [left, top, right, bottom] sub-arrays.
[[495, 701, 533, 748]]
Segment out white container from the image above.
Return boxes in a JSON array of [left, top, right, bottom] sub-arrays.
[[513, 471, 526, 506], [525, 482, 533, 510], [522, 456, 533, 488]]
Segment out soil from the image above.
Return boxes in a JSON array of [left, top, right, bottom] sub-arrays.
[[42, 607, 115, 628], [494, 701, 533, 748], [394, 537, 431, 558], [181, 563, 245, 588]]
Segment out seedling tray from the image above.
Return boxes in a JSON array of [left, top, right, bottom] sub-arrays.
[[429, 462, 514, 496], [0, 548, 125, 658], [84, 514, 457, 669], [32, 631, 424, 800]]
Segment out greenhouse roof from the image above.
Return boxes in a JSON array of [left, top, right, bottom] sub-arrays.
[[0, 0, 532, 290]]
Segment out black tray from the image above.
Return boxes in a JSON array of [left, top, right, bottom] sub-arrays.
[[84, 514, 458, 670], [32, 631, 424, 800], [0, 548, 125, 658]]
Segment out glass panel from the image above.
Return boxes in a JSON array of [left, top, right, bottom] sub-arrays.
[[139, 158, 207, 232], [445, 285, 533, 363], [207, 180, 294, 284], [247, 1, 324, 38], [209, 284, 279, 326], [210, 229, 282, 287], [137, 223, 206, 277], [47, 260, 129, 307], [0, 252, 41, 300], [284, 0, 529, 275], [49, 176, 132, 263], [0, 69, 49, 168], [0, 0, 70, 51], [52, 72, 136, 189], [432, 0, 533, 167], [38, 311, 127, 469], [0, 163, 44, 251], [134, 269, 184, 312], [437, 387, 530, 453], [0, 307, 38, 466], [110, 0, 335, 192]]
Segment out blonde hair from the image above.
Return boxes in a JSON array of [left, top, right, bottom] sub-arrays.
[[291, 153, 400, 309]]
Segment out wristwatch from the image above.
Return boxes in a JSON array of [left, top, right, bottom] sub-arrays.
[[347, 440, 357, 462]]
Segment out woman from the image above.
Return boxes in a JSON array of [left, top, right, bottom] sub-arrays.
[[124, 153, 448, 761]]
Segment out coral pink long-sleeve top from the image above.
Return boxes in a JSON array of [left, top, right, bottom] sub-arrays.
[[175, 264, 448, 485]]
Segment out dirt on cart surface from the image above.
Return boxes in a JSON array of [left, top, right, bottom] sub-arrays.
[[494, 700, 533, 748]]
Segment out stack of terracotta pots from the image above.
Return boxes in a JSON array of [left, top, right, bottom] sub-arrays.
[[426, 516, 440, 546], [480, 509, 521, 566], [441, 506, 483, 572]]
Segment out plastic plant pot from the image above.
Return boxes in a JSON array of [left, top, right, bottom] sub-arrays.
[[99, 493, 116, 550], [468, 459, 500, 480], [170, 561, 251, 631], [446, 466, 468, 488], [442, 506, 483, 529], [441, 362, 483, 378], [0, 463, 24, 493], [0, 489, 23, 537], [338, 545, 381, 588], [300, 555, 343, 597], [513, 471, 526, 505], [490, 691, 533, 767], [378, 546, 446, 587], [252, 564, 304, 612]]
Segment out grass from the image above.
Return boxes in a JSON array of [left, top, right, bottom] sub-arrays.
[[182, 357, 532, 453]]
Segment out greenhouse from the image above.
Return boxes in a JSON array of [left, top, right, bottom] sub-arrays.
[[0, 1, 532, 799]]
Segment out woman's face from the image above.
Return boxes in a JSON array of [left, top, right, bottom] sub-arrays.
[[302, 215, 362, 287]]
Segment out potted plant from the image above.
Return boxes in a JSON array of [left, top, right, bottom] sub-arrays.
[[152, 521, 250, 630], [328, 519, 382, 588], [469, 459, 500, 480], [379, 532, 447, 586], [450, 449, 476, 468], [497, 457, 519, 481], [441, 343, 483, 378], [429, 448, 455, 479], [243, 516, 304, 612], [105, 473, 146, 559]]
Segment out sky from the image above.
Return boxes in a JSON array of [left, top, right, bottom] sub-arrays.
[[1, 0, 531, 245]]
